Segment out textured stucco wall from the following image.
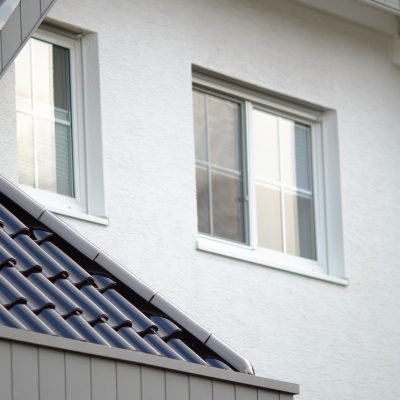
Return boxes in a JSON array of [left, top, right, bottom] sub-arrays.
[[0, 0, 400, 399]]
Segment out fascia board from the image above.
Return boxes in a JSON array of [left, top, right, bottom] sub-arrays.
[[292, 0, 398, 36], [0, 325, 300, 394]]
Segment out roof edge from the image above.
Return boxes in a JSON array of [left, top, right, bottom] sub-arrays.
[[0, 176, 255, 374]]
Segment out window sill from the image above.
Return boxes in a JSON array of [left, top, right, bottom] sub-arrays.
[[47, 207, 109, 226], [196, 236, 348, 286], [19, 185, 108, 226]]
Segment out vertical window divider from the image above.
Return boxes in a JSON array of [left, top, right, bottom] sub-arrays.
[[277, 117, 288, 253], [245, 101, 257, 250], [68, 35, 85, 210], [204, 94, 214, 236]]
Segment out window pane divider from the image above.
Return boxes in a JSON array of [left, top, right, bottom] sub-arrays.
[[205, 94, 214, 236], [277, 117, 288, 254], [245, 100, 257, 250]]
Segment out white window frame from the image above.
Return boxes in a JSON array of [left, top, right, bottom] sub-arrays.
[[16, 24, 107, 224], [18, 29, 86, 213], [193, 71, 346, 284]]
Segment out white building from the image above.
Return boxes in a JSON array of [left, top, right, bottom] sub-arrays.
[[0, 0, 399, 399]]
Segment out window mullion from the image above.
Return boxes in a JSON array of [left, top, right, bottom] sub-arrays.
[[246, 101, 257, 249], [205, 95, 214, 236], [277, 117, 287, 253]]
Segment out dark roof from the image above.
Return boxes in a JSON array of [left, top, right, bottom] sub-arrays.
[[0, 176, 254, 374]]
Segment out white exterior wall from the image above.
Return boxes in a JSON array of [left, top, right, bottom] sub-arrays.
[[1, 0, 400, 399]]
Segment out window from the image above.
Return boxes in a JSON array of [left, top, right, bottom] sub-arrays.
[[15, 26, 106, 222], [193, 72, 345, 280]]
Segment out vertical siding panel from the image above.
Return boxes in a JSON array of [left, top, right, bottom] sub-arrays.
[[0, 31, 3, 70], [40, 0, 53, 13], [258, 389, 279, 400], [12, 343, 39, 400], [116, 362, 140, 400], [141, 366, 165, 400], [0, 341, 12, 400], [1, 3, 22, 66], [235, 385, 257, 400], [212, 381, 235, 400], [279, 394, 293, 400], [190, 376, 212, 400], [91, 357, 117, 400], [20, 0, 41, 39], [65, 353, 91, 400], [38, 348, 66, 400], [166, 371, 189, 400]]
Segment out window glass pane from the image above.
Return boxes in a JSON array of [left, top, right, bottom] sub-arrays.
[[15, 38, 74, 198], [192, 89, 246, 243], [196, 166, 210, 234], [31, 39, 71, 121], [256, 185, 283, 252], [15, 41, 32, 112], [193, 91, 207, 162], [55, 123, 74, 197], [31, 39, 55, 117], [52, 44, 71, 120], [284, 191, 316, 260], [253, 110, 280, 183], [207, 95, 241, 172], [35, 117, 57, 193], [211, 172, 244, 242], [35, 118, 74, 197], [16, 112, 35, 187], [281, 119, 312, 192]]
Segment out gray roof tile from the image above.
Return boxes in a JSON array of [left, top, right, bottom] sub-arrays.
[[14, 234, 68, 280], [27, 272, 81, 317], [0, 203, 29, 236], [0, 273, 25, 307], [0, 303, 26, 329], [103, 288, 156, 334], [9, 303, 55, 335], [0, 230, 40, 274], [0, 177, 254, 374], [1, 266, 54, 312]]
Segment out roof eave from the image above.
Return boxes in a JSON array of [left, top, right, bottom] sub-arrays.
[[292, 0, 399, 36]]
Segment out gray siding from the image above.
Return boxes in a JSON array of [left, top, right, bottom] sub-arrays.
[[0, 339, 295, 400], [0, 0, 57, 79]]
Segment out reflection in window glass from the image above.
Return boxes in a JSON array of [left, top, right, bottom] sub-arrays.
[[192, 90, 246, 243], [284, 191, 316, 259], [253, 110, 316, 260], [256, 185, 282, 252], [15, 38, 74, 198]]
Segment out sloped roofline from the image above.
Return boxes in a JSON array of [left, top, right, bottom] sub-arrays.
[[0, 175, 254, 374]]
